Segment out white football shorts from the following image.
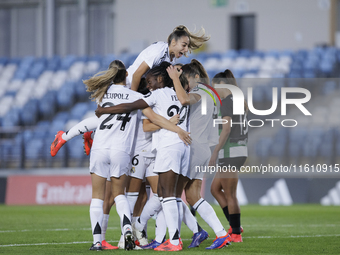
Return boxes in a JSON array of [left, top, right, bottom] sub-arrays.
[[90, 149, 131, 179], [153, 143, 190, 176]]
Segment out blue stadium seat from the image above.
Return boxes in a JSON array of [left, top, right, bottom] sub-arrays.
[[60, 55, 77, 70], [57, 82, 76, 110], [66, 137, 86, 160], [74, 79, 89, 101], [222, 50, 238, 59], [39, 91, 57, 119], [0, 57, 7, 65], [21, 99, 39, 126], [238, 49, 252, 58], [88, 101, 97, 111], [102, 54, 116, 69], [54, 111, 70, 122], [1, 108, 21, 127], [28, 61, 46, 79], [46, 56, 61, 71], [33, 121, 51, 139], [25, 138, 43, 160], [70, 102, 90, 119]]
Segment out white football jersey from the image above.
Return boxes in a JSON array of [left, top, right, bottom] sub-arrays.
[[189, 84, 215, 144], [126, 42, 176, 87], [142, 87, 189, 149], [91, 85, 142, 153], [133, 112, 153, 157]]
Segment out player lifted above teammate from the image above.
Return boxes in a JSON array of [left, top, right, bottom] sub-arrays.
[[50, 25, 209, 157]]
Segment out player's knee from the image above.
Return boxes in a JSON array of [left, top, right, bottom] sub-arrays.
[[210, 185, 220, 197]]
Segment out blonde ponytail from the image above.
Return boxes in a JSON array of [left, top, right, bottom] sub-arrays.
[[84, 60, 126, 103]]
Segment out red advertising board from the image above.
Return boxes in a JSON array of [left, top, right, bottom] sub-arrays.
[[5, 175, 92, 205]]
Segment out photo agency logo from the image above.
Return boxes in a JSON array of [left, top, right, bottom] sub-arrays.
[[199, 82, 312, 128]]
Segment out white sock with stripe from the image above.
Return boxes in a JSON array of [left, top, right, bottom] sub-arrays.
[[90, 198, 104, 244], [115, 195, 132, 235], [101, 214, 109, 241], [162, 197, 179, 245], [155, 209, 167, 243], [135, 194, 161, 232], [126, 192, 139, 218], [176, 198, 183, 234], [194, 198, 226, 237], [182, 201, 199, 233]]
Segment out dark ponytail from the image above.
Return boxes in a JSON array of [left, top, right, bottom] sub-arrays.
[[212, 69, 248, 112]]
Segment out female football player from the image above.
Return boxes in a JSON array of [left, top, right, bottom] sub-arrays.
[[169, 60, 231, 249], [210, 69, 248, 243], [86, 60, 190, 250], [94, 62, 191, 251]]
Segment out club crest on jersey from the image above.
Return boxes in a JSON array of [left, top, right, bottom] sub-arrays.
[[130, 167, 136, 173]]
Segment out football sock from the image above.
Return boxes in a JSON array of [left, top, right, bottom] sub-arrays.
[[115, 195, 132, 235], [101, 214, 109, 241], [126, 192, 139, 219], [182, 201, 200, 233], [162, 197, 179, 245], [222, 206, 230, 223], [62, 116, 99, 141], [146, 184, 151, 199], [230, 213, 241, 234], [90, 198, 104, 244], [194, 198, 226, 237], [176, 198, 183, 234], [155, 209, 167, 243], [134, 194, 161, 232]]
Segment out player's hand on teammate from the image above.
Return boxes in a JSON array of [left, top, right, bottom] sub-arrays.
[[95, 105, 104, 117], [169, 114, 180, 125], [177, 129, 192, 146], [167, 65, 182, 80]]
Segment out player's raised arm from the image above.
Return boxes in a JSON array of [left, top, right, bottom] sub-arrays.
[[131, 61, 150, 91], [167, 65, 190, 106]]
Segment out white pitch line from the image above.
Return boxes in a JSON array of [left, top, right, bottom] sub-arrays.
[[1, 224, 339, 234], [244, 234, 340, 239], [1, 234, 340, 248], [0, 226, 119, 233]]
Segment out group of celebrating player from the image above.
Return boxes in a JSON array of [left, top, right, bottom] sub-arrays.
[[50, 25, 248, 251]]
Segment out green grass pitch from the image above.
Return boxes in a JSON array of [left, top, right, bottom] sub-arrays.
[[0, 204, 339, 254]]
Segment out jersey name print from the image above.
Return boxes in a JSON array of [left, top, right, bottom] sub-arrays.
[[103, 93, 130, 100]]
